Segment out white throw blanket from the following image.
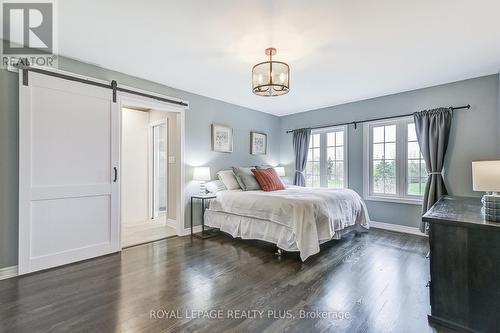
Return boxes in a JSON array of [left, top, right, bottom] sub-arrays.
[[208, 187, 370, 260]]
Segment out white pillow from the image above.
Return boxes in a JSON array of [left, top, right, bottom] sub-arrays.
[[217, 170, 241, 190], [206, 180, 226, 193]]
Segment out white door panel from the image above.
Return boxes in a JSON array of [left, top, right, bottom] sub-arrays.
[[31, 86, 112, 186], [19, 71, 120, 274]]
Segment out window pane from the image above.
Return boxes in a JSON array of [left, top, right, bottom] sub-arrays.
[[327, 147, 335, 161], [307, 149, 313, 162], [336, 147, 344, 160], [384, 178, 396, 194], [408, 178, 426, 196], [373, 160, 384, 193], [327, 161, 344, 188], [385, 142, 396, 159], [373, 160, 396, 194], [312, 148, 320, 161], [373, 126, 384, 143], [327, 132, 335, 146], [306, 163, 312, 174], [373, 143, 384, 159], [312, 134, 320, 147], [313, 161, 320, 174], [408, 142, 420, 159], [408, 123, 417, 141], [336, 161, 344, 185], [336, 131, 344, 146], [385, 125, 396, 142], [420, 160, 427, 175], [408, 160, 420, 179]]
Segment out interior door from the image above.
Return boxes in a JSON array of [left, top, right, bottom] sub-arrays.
[[19, 71, 120, 274], [152, 122, 167, 219]]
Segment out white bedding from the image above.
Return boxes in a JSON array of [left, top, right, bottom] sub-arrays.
[[206, 187, 370, 261]]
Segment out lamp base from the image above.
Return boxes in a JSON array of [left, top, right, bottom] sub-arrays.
[[199, 181, 207, 195], [482, 194, 500, 222]]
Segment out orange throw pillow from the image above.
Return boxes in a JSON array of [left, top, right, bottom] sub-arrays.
[[251, 168, 286, 191]]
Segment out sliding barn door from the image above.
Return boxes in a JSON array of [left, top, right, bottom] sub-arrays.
[[19, 71, 120, 274]]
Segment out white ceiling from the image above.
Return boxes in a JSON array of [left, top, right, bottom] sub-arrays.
[[58, 0, 500, 116]]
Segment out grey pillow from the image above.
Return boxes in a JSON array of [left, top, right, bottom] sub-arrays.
[[232, 167, 261, 191]]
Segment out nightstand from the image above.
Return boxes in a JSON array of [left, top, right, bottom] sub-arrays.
[[190, 194, 218, 239]]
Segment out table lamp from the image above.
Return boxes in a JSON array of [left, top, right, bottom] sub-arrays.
[[472, 160, 500, 221], [193, 167, 211, 194], [274, 166, 285, 177]]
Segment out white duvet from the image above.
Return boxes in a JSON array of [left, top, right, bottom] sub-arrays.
[[207, 186, 370, 261]]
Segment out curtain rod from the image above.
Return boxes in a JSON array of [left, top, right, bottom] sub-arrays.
[[15, 61, 189, 107], [285, 104, 470, 133]]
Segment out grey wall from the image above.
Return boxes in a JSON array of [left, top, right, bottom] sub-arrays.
[[280, 75, 500, 228], [0, 57, 281, 269]]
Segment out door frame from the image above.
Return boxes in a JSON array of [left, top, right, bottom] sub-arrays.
[[118, 93, 187, 240], [18, 65, 189, 270]]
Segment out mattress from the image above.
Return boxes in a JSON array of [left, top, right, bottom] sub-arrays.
[[205, 187, 370, 261], [205, 210, 363, 253]]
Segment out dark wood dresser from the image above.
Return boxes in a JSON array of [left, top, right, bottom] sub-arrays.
[[423, 196, 500, 333]]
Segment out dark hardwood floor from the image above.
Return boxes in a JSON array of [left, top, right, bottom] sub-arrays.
[[0, 229, 438, 333]]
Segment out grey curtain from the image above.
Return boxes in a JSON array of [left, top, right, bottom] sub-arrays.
[[413, 107, 453, 233], [292, 129, 311, 186]]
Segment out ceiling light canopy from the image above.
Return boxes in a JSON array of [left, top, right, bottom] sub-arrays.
[[252, 48, 290, 97]]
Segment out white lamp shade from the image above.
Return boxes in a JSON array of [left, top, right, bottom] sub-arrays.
[[193, 167, 211, 181], [274, 166, 285, 177], [472, 161, 500, 192]]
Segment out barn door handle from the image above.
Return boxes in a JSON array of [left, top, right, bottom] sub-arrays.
[[113, 167, 118, 182]]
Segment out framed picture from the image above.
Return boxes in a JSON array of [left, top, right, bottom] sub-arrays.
[[250, 131, 267, 155], [211, 123, 233, 153]]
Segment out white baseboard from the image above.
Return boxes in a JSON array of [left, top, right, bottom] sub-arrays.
[[0, 265, 18, 280], [370, 221, 426, 237], [183, 225, 203, 236]]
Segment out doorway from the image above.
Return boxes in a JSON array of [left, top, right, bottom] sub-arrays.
[[18, 66, 187, 274], [121, 106, 180, 247]]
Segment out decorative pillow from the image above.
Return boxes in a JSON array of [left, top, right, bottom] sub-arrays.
[[251, 168, 286, 192], [205, 180, 226, 193], [217, 170, 241, 190], [232, 167, 262, 191]]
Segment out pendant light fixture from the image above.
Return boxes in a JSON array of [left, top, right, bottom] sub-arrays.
[[252, 47, 290, 97]]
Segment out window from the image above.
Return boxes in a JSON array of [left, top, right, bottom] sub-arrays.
[[305, 126, 347, 188], [364, 117, 425, 204], [406, 122, 426, 196]]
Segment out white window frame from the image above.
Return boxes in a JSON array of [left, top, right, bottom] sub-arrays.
[[306, 125, 348, 188], [363, 117, 424, 205]]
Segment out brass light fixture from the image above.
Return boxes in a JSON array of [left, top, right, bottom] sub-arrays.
[[252, 47, 290, 97]]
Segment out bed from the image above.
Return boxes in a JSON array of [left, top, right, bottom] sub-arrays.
[[205, 186, 370, 261]]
